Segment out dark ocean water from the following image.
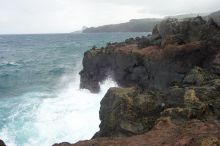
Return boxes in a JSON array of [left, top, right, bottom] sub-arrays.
[[0, 32, 148, 146]]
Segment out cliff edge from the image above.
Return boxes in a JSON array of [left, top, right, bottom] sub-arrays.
[[54, 15, 220, 146]]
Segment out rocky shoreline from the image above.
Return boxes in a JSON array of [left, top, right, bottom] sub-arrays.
[[53, 14, 220, 146], [1, 14, 219, 146]]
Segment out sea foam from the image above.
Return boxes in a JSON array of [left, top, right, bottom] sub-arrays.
[[0, 74, 117, 146]]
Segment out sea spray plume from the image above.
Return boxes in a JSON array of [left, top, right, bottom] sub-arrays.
[[0, 32, 139, 146]]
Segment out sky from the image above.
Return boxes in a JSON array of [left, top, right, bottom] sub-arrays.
[[0, 0, 219, 34]]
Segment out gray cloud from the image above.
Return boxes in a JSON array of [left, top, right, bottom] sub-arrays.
[[0, 0, 219, 34]]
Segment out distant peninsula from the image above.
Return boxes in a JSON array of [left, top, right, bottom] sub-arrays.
[[82, 18, 162, 33]]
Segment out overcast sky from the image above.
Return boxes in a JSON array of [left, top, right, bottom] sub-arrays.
[[0, 0, 219, 34]]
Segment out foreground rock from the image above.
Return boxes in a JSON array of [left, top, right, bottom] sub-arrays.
[[53, 120, 220, 146], [93, 66, 220, 138]]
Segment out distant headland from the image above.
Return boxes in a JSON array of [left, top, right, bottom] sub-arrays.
[[77, 13, 211, 33]]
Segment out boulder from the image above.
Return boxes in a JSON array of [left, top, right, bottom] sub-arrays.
[[95, 87, 165, 137]]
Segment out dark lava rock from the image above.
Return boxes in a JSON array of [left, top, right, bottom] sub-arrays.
[[0, 140, 6, 146], [80, 16, 220, 93]]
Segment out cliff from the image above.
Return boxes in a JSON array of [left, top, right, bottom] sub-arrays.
[[80, 16, 220, 93], [54, 15, 220, 146], [83, 18, 162, 33]]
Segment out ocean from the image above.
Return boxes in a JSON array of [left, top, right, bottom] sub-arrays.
[[0, 32, 148, 146]]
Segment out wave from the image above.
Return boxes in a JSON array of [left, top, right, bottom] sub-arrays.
[[0, 61, 21, 68], [0, 74, 117, 146], [49, 67, 65, 76]]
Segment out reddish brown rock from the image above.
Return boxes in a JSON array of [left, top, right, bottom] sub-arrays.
[[53, 120, 220, 146]]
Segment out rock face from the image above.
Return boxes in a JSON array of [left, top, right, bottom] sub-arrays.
[[93, 66, 220, 138], [54, 16, 220, 146], [80, 16, 220, 93], [95, 87, 164, 137]]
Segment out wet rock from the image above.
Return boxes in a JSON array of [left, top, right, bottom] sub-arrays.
[[0, 140, 6, 146]]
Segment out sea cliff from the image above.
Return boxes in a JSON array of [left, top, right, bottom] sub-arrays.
[[54, 15, 220, 146]]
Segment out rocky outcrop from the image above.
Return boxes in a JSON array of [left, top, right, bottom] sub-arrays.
[[0, 140, 6, 146], [80, 16, 220, 93], [94, 87, 164, 137], [91, 66, 220, 138], [53, 16, 220, 146], [77, 16, 220, 145]]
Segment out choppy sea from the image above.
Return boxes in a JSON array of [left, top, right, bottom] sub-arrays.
[[0, 32, 148, 146]]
